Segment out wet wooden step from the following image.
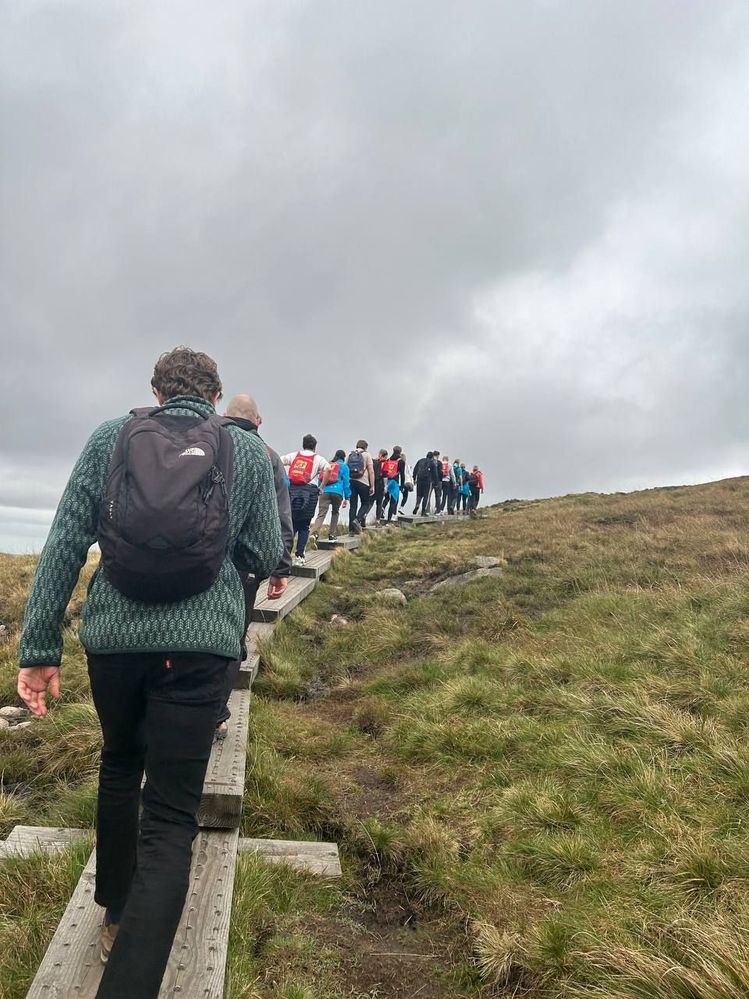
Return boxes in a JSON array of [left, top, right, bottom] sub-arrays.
[[0, 825, 87, 859], [290, 550, 333, 579], [317, 534, 361, 550], [198, 688, 250, 829], [238, 837, 341, 877], [236, 654, 259, 689], [251, 574, 317, 623], [25, 828, 239, 998]]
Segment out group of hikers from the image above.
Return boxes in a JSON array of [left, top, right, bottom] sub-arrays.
[[281, 438, 485, 566], [15, 348, 484, 998]]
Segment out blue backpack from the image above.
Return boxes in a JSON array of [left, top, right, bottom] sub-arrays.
[[347, 450, 366, 476]]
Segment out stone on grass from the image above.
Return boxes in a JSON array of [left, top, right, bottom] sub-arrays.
[[430, 567, 503, 592], [11, 721, 33, 731], [0, 717, 9, 731], [0, 624, 8, 644], [374, 588, 407, 606], [0, 706, 29, 721], [330, 614, 349, 627], [473, 556, 502, 569]]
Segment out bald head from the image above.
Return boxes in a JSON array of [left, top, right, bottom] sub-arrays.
[[225, 394, 261, 424]]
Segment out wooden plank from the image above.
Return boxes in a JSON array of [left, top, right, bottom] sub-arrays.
[[2, 826, 87, 858], [251, 574, 316, 623], [397, 514, 442, 525], [159, 828, 240, 998], [26, 829, 240, 999], [198, 688, 250, 829], [236, 654, 259, 690], [238, 838, 341, 877], [290, 550, 333, 579], [317, 535, 361, 550], [245, 621, 275, 655]]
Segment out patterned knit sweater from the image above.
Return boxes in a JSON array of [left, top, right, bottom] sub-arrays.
[[19, 398, 283, 666]]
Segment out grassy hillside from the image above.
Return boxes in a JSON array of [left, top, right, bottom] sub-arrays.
[[2, 478, 749, 997]]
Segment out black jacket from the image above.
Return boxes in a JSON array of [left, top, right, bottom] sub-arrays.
[[229, 418, 294, 578]]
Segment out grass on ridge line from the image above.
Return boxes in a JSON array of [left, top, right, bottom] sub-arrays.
[[1, 479, 749, 996]]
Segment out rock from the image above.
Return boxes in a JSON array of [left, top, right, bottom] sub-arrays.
[[0, 717, 9, 731], [330, 614, 349, 627], [12, 721, 33, 731], [0, 624, 8, 644], [473, 555, 502, 569], [430, 567, 503, 592], [374, 588, 407, 606], [0, 706, 29, 721]]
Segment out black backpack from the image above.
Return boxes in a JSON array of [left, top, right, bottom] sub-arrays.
[[98, 404, 234, 602], [347, 449, 366, 476]]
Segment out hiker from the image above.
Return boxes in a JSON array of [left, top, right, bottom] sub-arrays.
[[17, 348, 282, 998], [452, 459, 465, 513], [347, 439, 376, 534], [381, 446, 406, 522], [438, 455, 457, 514], [459, 463, 471, 513], [467, 464, 483, 517], [400, 453, 414, 510], [412, 452, 434, 516], [216, 394, 294, 740], [311, 449, 351, 542], [429, 450, 443, 514], [281, 435, 329, 566], [373, 448, 388, 523]]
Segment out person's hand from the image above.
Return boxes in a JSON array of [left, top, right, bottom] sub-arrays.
[[369, 488, 375, 496], [342, 501, 348, 509], [267, 576, 289, 600], [17, 666, 61, 716]]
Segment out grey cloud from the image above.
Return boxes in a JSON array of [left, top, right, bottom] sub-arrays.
[[2, 0, 748, 550]]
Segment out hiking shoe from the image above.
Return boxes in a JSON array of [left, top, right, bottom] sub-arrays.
[[293, 555, 306, 566], [351, 521, 362, 535], [215, 720, 229, 741], [328, 535, 337, 542], [100, 914, 119, 965]]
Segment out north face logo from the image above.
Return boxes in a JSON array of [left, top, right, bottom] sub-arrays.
[[179, 447, 206, 457]]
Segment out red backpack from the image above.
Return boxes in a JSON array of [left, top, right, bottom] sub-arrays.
[[288, 452, 315, 485], [325, 461, 340, 485], [442, 460, 450, 478], [381, 458, 400, 479]]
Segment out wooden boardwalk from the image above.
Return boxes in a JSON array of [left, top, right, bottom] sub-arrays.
[[14, 512, 453, 997]]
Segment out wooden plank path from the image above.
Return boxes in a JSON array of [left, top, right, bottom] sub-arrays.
[[290, 550, 333, 579], [251, 574, 317, 623], [397, 513, 444, 525], [17, 513, 459, 997]]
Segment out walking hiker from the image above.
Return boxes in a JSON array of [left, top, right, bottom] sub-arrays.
[[347, 439, 376, 534], [373, 448, 388, 523], [453, 459, 465, 513], [467, 465, 483, 517], [459, 463, 472, 513], [381, 446, 406, 522], [400, 453, 414, 509], [311, 449, 351, 541], [17, 348, 282, 999], [281, 435, 329, 566], [430, 450, 443, 514], [215, 394, 294, 740], [412, 452, 434, 516], [438, 455, 457, 514]]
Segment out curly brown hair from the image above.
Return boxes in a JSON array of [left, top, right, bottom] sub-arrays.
[[151, 347, 222, 403]]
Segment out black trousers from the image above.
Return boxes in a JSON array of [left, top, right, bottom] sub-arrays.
[[469, 486, 481, 513], [218, 574, 259, 724], [349, 479, 373, 528], [400, 485, 412, 509], [432, 480, 443, 514], [374, 480, 385, 521], [413, 479, 431, 515], [439, 481, 455, 513], [88, 651, 229, 999]]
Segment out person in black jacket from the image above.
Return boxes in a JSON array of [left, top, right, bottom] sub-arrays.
[[430, 450, 443, 515], [412, 452, 434, 516], [216, 394, 294, 737]]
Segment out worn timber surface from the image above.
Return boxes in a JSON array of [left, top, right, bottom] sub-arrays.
[[290, 550, 333, 579], [26, 829, 240, 999], [251, 574, 316, 622], [198, 688, 250, 829], [1, 826, 88, 859], [317, 534, 361, 550], [238, 838, 342, 877], [236, 654, 259, 689], [397, 514, 443, 525]]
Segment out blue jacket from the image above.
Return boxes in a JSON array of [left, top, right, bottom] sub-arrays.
[[321, 459, 351, 499]]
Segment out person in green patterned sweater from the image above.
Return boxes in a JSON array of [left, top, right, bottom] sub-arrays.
[[18, 347, 283, 999]]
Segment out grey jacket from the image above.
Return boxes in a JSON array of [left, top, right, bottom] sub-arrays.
[[229, 418, 294, 578]]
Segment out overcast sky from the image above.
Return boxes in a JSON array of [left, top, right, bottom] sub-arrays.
[[2, 1, 748, 552]]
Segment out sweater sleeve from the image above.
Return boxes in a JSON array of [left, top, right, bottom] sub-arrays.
[[232, 442, 284, 578], [270, 451, 294, 578], [19, 420, 121, 667]]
